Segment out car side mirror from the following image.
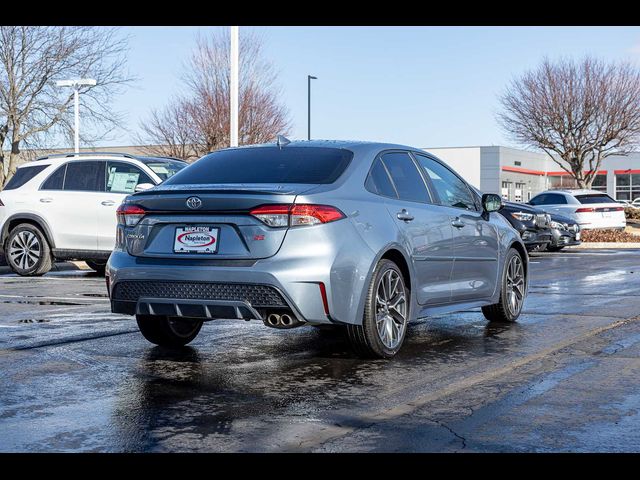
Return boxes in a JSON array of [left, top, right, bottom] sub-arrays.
[[482, 193, 502, 213], [134, 183, 155, 193]]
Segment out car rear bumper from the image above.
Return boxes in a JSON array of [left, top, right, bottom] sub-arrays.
[[108, 251, 332, 324], [107, 219, 376, 326], [576, 213, 626, 230]]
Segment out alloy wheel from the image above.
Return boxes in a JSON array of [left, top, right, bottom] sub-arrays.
[[375, 269, 407, 349], [506, 254, 525, 316], [8, 231, 41, 271]]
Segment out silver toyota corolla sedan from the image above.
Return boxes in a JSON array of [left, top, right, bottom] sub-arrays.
[[107, 140, 528, 358]]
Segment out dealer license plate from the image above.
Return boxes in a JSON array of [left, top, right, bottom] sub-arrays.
[[174, 226, 219, 254]]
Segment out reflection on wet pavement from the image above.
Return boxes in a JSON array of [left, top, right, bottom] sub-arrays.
[[1, 249, 640, 451]]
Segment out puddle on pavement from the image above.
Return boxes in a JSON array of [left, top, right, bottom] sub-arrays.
[[0, 299, 85, 306], [18, 319, 51, 323]]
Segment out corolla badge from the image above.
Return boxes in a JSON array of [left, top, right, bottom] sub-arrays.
[[186, 196, 202, 209]]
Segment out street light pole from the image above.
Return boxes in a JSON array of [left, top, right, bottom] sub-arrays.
[[55, 78, 97, 153], [73, 88, 80, 154], [307, 75, 317, 141], [230, 26, 239, 147]]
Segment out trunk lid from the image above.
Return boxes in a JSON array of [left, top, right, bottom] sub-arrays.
[[123, 183, 316, 260]]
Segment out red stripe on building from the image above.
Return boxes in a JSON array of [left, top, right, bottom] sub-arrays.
[[546, 170, 607, 176], [614, 169, 640, 175], [501, 166, 545, 175]]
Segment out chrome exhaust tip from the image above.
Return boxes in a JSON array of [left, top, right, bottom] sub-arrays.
[[280, 313, 293, 326], [267, 313, 281, 326]]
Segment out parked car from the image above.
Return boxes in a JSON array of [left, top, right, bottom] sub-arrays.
[[107, 140, 529, 359], [0, 153, 187, 276], [528, 189, 626, 230], [498, 202, 552, 251], [546, 213, 581, 251]]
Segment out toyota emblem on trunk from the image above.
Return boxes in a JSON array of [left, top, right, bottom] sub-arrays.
[[186, 196, 202, 209]]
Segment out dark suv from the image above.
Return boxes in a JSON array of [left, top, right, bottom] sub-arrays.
[[498, 202, 552, 251]]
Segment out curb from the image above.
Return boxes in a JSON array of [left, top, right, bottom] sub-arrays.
[[568, 243, 640, 249]]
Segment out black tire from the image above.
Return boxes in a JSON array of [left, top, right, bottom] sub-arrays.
[[85, 260, 107, 275], [136, 315, 203, 347], [4, 223, 53, 276], [546, 245, 564, 252], [482, 248, 526, 323], [346, 259, 410, 359]]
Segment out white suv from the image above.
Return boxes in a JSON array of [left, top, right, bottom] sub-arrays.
[[528, 189, 626, 230], [0, 153, 187, 276]]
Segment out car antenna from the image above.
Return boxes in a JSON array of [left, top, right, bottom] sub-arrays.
[[276, 135, 291, 150]]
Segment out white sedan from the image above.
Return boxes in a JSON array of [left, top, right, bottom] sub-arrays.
[[528, 189, 626, 230]]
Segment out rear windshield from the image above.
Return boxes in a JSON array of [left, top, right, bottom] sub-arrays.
[[3, 164, 49, 190], [575, 194, 617, 204], [164, 147, 353, 185]]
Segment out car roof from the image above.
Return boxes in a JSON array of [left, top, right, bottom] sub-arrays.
[[537, 189, 608, 196], [502, 201, 544, 213], [19, 153, 181, 168], [219, 139, 423, 153]]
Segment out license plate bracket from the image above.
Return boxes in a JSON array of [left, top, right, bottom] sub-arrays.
[[173, 226, 219, 254]]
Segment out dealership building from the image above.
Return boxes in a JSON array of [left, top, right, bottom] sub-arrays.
[[425, 145, 640, 203]]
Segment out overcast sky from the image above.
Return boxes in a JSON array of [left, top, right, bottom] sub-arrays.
[[97, 26, 640, 150]]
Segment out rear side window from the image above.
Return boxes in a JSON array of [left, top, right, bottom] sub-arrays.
[[576, 194, 617, 204], [41, 164, 66, 190], [531, 193, 567, 205], [365, 158, 397, 198], [380, 152, 430, 203], [546, 194, 568, 204], [164, 147, 353, 185], [63, 161, 106, 192], [3, 165, 49, 190], [529, 194, 548, 205]]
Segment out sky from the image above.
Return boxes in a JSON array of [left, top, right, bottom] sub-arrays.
[[97, 26, 640, 149]]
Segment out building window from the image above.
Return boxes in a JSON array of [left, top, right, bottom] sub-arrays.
[[615, 173, 640, 201], [514, 182, 525, 202], [514, 161, 522, 166], [501, 181, 512, 201], [548, 173, 606, 191], [591, 174, 607, 192]]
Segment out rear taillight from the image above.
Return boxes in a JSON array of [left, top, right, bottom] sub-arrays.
[[116, 204, 146, 227], [249, 205, 290, 227], [576, 206, 624, 213], [250, 204, 346, 227]]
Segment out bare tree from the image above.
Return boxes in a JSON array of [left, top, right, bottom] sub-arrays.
[[0, 26, 132, 186], [138, 30, 290, 159], [137, 97, 200, 161], [498, 56, 640, 188]]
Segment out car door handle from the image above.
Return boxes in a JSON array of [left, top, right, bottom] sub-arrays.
[[39, 197, 53, 203], [396, 209, 414, 222], [101, 200, 116, 206], [451, 217, 465, 228]]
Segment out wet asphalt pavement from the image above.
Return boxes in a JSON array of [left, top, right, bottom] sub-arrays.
[[1, 249, 640, 452]]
